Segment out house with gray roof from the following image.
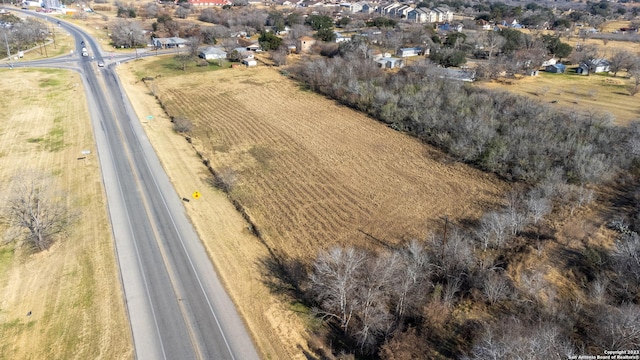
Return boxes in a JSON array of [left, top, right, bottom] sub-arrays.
[[152, 37, 188, 49], [199, 47, 227, 60]]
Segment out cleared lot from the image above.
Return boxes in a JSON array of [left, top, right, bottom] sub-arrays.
[[143, 65, 507, 261]]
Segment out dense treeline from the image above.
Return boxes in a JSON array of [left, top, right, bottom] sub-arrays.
[[288, 50, 638, 186], [296, 203, 640, 358], [0, 16, 50, 56]]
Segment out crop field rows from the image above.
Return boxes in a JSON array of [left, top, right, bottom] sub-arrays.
[[154, 68, 507, 262]]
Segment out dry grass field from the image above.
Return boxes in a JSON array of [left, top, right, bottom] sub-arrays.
[[0, 69, 132, 359], [478, 71, 640, 125], [143, 65, 508, 261], [479, 20, 640, 126]]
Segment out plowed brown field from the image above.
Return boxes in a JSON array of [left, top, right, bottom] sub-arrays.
[[150, 67, 508, 261]]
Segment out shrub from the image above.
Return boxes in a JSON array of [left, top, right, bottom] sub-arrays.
[[172, 116, 193, 133]]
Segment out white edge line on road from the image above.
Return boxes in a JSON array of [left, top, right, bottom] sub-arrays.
[[101, 75, 168, 360], [128, 121, 237, 360]]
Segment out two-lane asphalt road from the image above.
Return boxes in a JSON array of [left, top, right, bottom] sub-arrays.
[[10, 11, 260, 360]]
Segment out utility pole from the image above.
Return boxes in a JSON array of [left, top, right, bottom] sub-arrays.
[[4, 32, 12, 69], [42, 37, 48, 57], [129, 30, 138, 58], [441, 216, 448, 261], [50, 24, 56, 49]]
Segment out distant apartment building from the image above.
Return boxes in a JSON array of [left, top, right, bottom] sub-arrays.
[[378, 3, 452, 23]]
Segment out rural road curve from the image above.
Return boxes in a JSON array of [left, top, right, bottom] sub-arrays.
[[8, 10, 261, 360]]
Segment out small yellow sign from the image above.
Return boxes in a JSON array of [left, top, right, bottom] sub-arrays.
[[192, 191, 201, 199]]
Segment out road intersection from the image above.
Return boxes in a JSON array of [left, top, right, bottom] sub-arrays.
[[4, 11, 260, 360]]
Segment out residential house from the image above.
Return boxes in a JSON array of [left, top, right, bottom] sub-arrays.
[[152, 37, 188, 49], [188, 0, 232, 6], [438, 23, 463, 32], [360, 2, 374, 13], [433, 7, 453, 22], [242, 59, 258, 66], [591, 58, 610, 73], [545, 63, 566, 73], [233, 47, 254, 59], [407, 8, 436, 23], [340, 2, 362, 13], [301, 0, 325, 7], [273, 0, 294, 5], [477, 19, 492, 30], [368, 49, 383, 60], [576, 63, 590, 75], [199, 47, 227, 60], [396, 47, 423, 57], [376, 56, 403, 69], [238, 38, 262, 51], [388, 4, 412, 18], [297, 36, 316, 53], [335, 31, 351, 43], [378, 2, 401, 16], [577, 58, 610, 74], [500, 18, 522, 28]]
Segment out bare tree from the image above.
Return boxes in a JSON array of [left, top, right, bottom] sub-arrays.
[[505, 194, 529, 236], [172, 115, 193, 132], [590, 273, 609, 304], [442, 276, 462, 308], [271, 48, 288, 66], [109, 19, 146, 48], [570, 43, 599, 72], [186, 36, 202, 58], [609, 49, 633, 77], [175, 5, 191, 20], [390, 240, 430, 320], [519, 268, 547, 305], [354, 253, 395, 353], [213, 167, 238, 193], [175, 54, 191, 71], [3, 172, 74, 251], [143, 2, 159, 19], [429, 228, 475, 277], [477, 211, 510, 249], [627, 60, 640, 96], [527, 195, 551, 226], [464, 320, 575, 360], [310, 247, 367, 334], [220, 37, 239, 53], [597, 304, 640, 350], [482, 270, 511, 305], [612, 231, 640, 294]]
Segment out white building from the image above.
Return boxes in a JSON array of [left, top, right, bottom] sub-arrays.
[[199, 47, 227, 60]]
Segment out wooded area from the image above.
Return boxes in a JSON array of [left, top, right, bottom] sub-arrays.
[[281, 43, 640, 359]]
